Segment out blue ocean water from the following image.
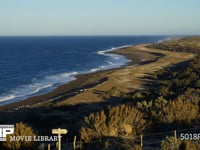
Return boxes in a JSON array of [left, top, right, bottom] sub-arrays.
[[0, 36, 169, 105]]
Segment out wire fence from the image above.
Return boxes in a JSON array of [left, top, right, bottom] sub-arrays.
[[40, 126, 200, 150]]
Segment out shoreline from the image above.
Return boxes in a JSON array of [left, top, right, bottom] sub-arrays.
[[0, 43, 195, 111], [0, 44, 132, 107], [0, 44, 156, 111]]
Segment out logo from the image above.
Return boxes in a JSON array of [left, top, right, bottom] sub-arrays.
[[0, 125, 67, 143], [0, 125, 14, 141]]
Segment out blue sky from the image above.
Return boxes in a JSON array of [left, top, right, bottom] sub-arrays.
[[0, 0, 200, 35]]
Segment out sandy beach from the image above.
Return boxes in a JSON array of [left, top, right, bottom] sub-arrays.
[[0, 43, 195, 111]]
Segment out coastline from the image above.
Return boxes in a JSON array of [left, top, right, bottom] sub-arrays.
[[0, 43, 195, 111], [0, 45, 146, 111]]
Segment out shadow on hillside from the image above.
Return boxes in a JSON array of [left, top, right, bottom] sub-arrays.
[[0, 96, 124, 138], [139, 60, 192, 88]]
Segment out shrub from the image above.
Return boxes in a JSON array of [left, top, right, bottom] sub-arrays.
[[161, 136, 181, 150], [106, 87, 120, 98], [80, 104, 146, 142], [179, 140, 200, 150], [159, 98, 199, 123], [161, 136, 200, 150], [137, 96, 199, 124], [3, 122, 36, 150]]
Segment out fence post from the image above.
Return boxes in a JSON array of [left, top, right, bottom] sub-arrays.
[[48, 144, 50, 150], [73, 136, 77, 150], [174, 130, 177, 143], [140, 134, 143, 148]]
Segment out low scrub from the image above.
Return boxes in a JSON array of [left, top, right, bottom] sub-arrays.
[[80, 104, 146, 142], [161, 136, 200, 150]]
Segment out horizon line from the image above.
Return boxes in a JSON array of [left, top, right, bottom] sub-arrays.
[[0, 34, 199, 37]]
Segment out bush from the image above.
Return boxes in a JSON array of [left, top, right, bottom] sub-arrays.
[[159, 98, 199, 123], [106, 87, 120, 98], [3, 122, 36, 150], [137, 97, 199, 124], [179, 140, 200, 150], [161, 136, 200, 150], [80, 104, 146, 142], [161, 136, 181, 150]]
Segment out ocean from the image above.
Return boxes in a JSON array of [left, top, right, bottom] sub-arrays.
[[0, 36, 169, 105]]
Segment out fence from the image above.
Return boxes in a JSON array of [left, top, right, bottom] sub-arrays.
[[42, 127, 200, 150]]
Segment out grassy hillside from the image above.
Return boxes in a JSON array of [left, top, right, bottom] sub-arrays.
[[79, 37, 200, 149]]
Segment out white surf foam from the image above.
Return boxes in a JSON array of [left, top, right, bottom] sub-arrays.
[[97, 45, 132, 55], [89, 45, 132, 73], [0, 71, 78, 105], [158, 37, 172, 43], [0, 45, 132, 105], [0, 95, 16, 102]]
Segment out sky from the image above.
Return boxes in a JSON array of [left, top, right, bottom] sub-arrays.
[[0, 0, 200, 36]]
